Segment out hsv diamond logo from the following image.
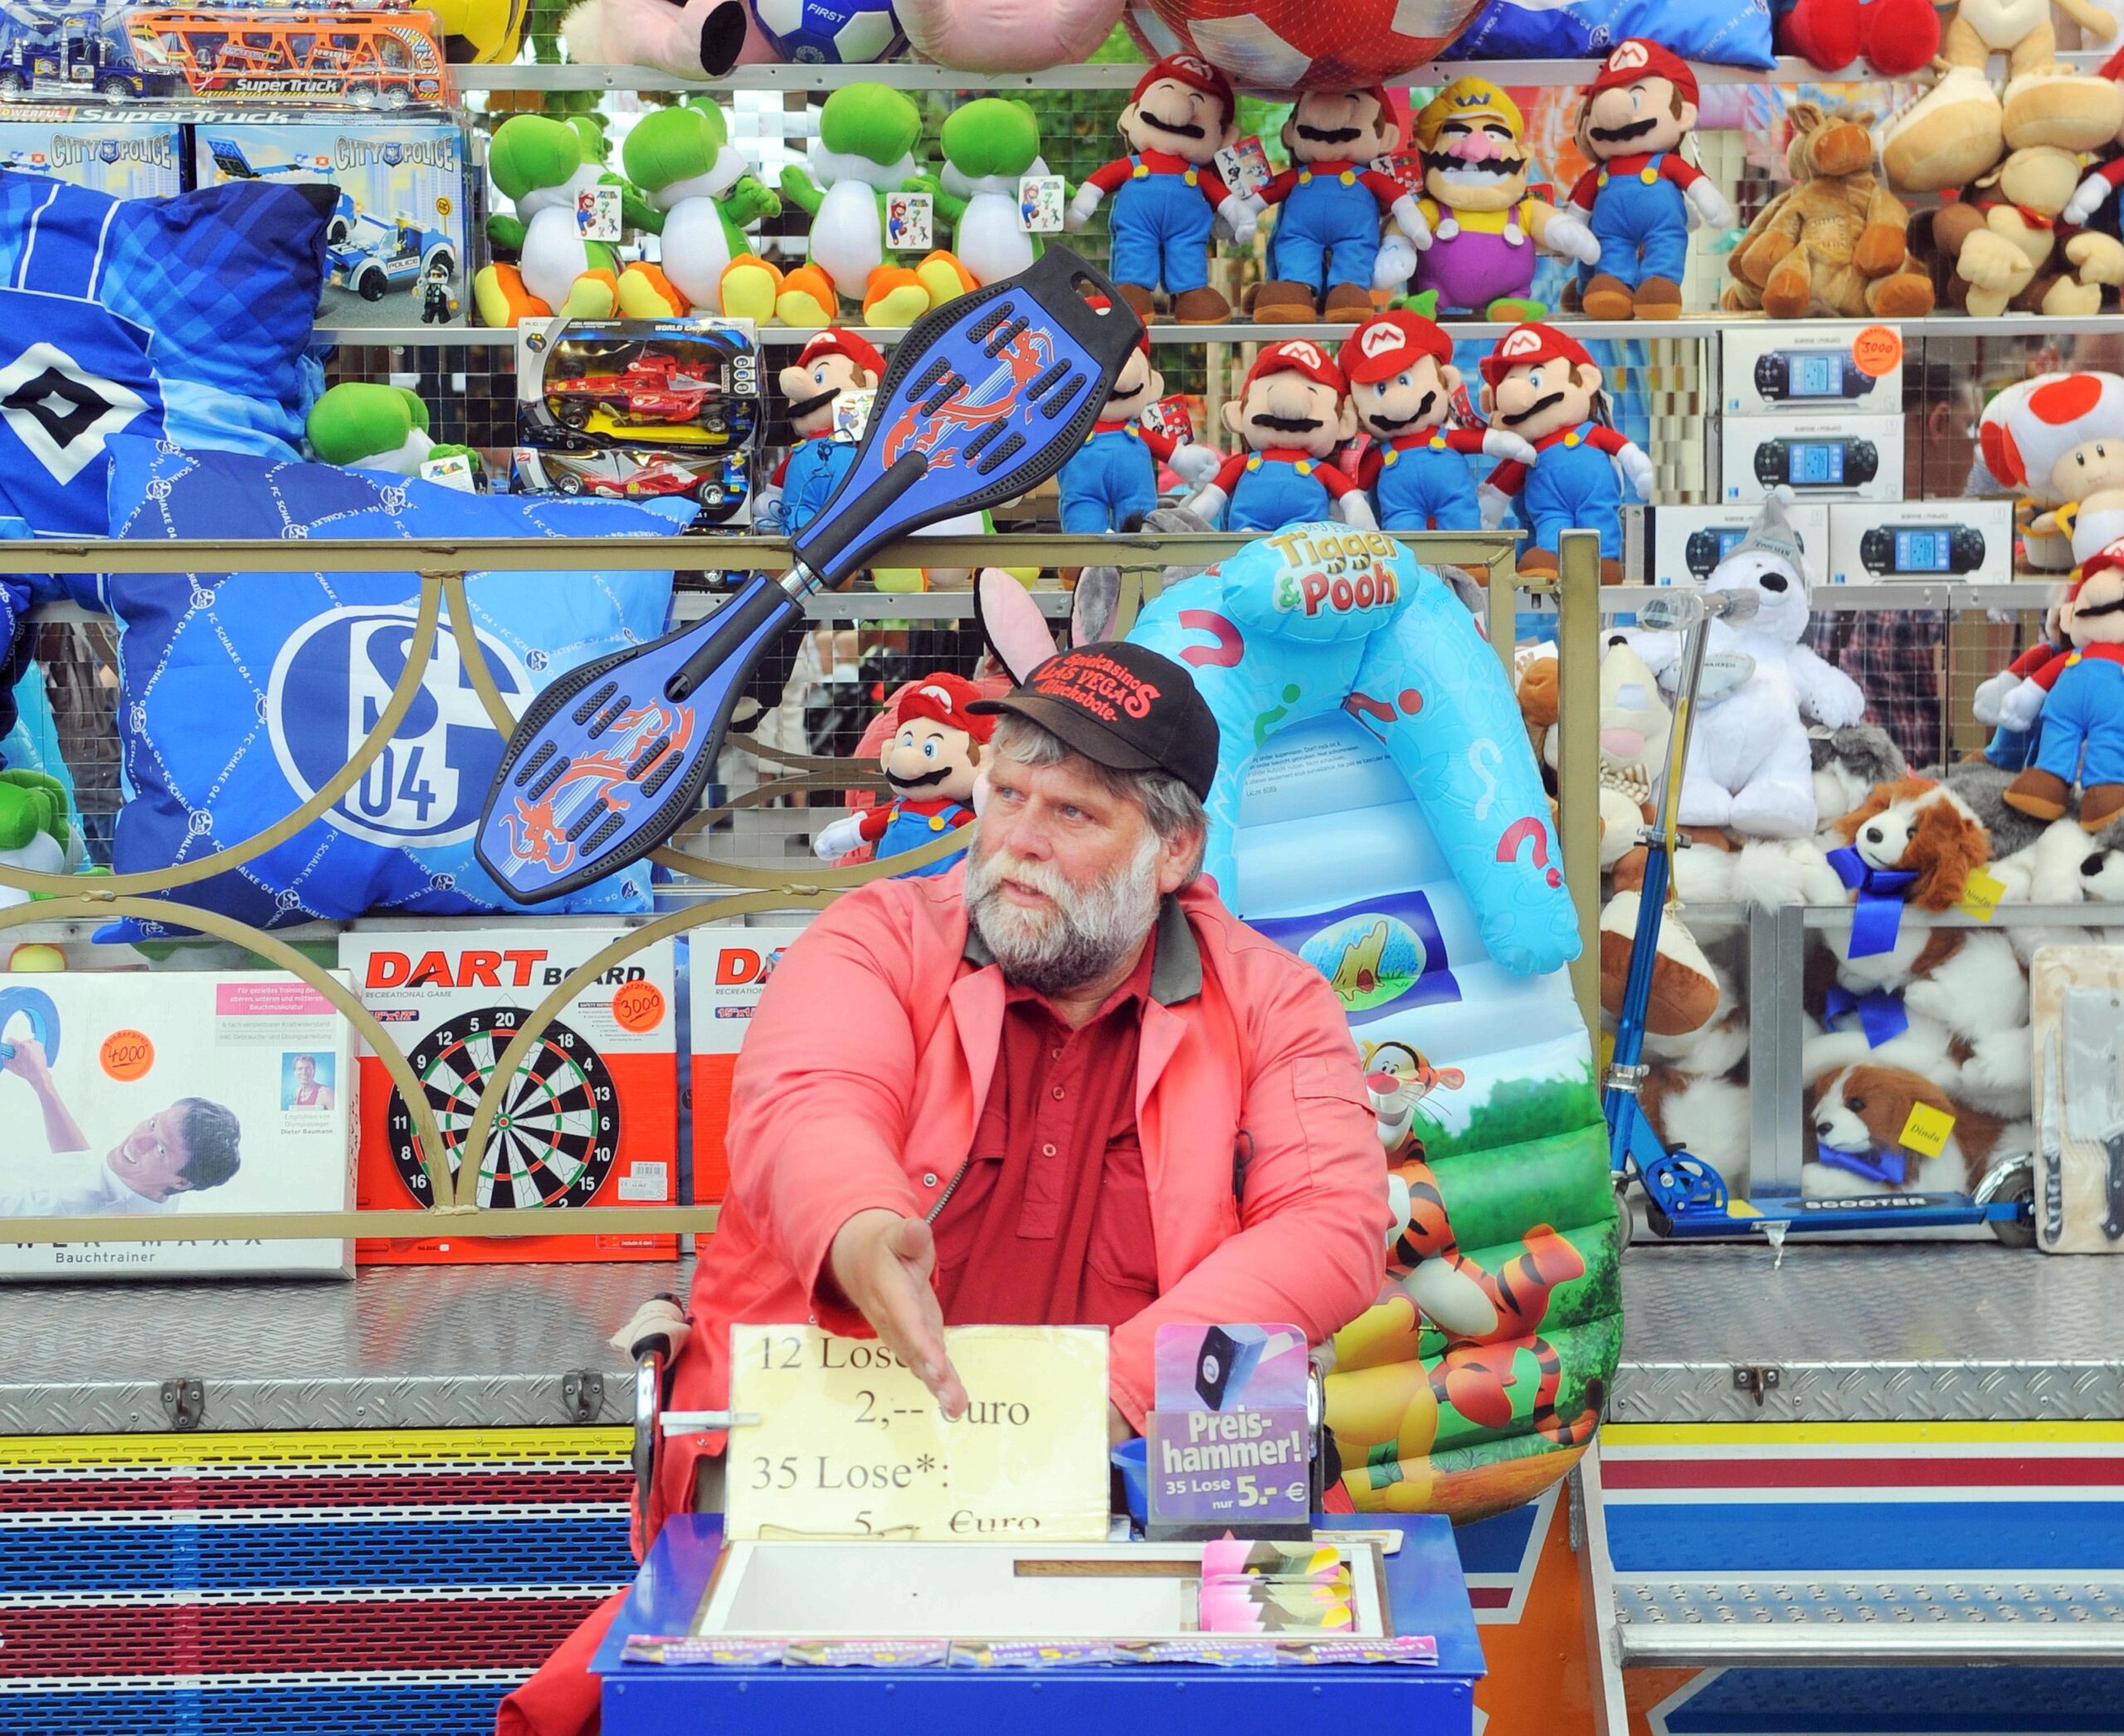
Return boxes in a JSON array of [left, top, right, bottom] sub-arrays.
[[0, 340, 151, 487], [266, 605, 529, 846]]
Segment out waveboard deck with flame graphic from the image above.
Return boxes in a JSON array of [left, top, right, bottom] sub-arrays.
[[475, 245, 1142, 905]]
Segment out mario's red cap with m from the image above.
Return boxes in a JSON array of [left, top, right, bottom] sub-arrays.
[[1131, 53, 1235, 124], [1244, 338, 1348, 397], [1586, 37, 1699, 107], [795, 328, 886, 379], [1085, 292, 1152, 356], [1480, 321, 1595, 387], [1338, 310, 1454, 384], [897, 672, 995, 742]]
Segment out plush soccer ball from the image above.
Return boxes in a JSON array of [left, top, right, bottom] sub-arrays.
[[1125, 0, 1482, 90], [748, 0, 905, 61]]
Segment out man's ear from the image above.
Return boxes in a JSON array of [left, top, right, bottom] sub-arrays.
[[1154, 821, 1206, 896], [168, 1175, 194, 1195]]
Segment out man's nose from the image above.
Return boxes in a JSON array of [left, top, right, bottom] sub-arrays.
[[991, 806, 1053, 861]]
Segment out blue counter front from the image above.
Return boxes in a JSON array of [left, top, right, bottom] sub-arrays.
[[593, 1514, 1486, 1736]]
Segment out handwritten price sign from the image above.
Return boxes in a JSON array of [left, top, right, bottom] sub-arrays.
[[725, 1324, 1111, 1543]]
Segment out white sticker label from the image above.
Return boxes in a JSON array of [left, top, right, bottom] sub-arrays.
[[886, 190, 933, 251], [1018, 173, 1064, 233], [617, 1162, 670, 1202], [1214, 136, 1271, 197], [420, 453, 477, 493], [576, 184, 622, 242]]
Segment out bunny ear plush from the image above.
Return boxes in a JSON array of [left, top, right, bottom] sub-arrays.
[[1071, 568, 1120, 647], [974, 568, 1062, 682]]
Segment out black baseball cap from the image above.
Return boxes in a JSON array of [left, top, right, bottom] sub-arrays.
[[968, 641, 1220, 802]]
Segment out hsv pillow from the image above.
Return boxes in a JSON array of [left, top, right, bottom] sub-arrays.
[[1447, 0, 1774, 68], [99, 436, 688, 939], [0, 171, 331, 541]]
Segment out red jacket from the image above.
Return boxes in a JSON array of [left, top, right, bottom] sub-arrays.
[[659, 866, 1391, 1525]]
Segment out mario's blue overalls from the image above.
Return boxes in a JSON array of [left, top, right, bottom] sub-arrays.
[[778, 436, 860, 534], [1060, 424, 1159, 534], [875, 802, 971, 877], [1109, 156, 1215, 295], [2034, 653, 2124, 792], [1227, 455, 1333, 533], [1269, 169, 1382, 294], [1372, 439, 1480, 534], [1985, 719, 2042, 773], [1580, 154, 1688, 293], [1522, 427, 1622, 558]]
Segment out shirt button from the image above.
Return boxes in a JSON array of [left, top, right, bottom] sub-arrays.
[[1041, 1144, 1056, 1158], [1050, 1047, 1064, 1061], [1051, 1085, 1066, 1101], [922, 1172, 938, 1187]]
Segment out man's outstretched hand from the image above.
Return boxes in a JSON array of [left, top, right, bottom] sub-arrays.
[[826, 1208, 968, 1421]]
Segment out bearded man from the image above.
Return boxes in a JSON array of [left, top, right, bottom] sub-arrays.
[[498, 645, 1387, 1736]]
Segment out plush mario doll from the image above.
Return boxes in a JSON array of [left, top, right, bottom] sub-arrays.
[[1478, 321, 1653, 578], [1058, 296, 1220, 534], [1066, 54, 1254, 324], [2000, 545, 2124, 831], [758, 328, 885, 535], [1566, 40, 1733, 321], [811, 672, 992, 875], [1186, 339, 1376, 534], [1254, 87, 1431, 324], [1337, 310, 1535, 534]]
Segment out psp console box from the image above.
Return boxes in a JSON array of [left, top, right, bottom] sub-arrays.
[[1722, 414, 1903, 505], [339, 928, 680, 1265], [191, 117, 470, 328], [1653, 501, 1830, 587], [0, 109, 183, 195], [0, 973, 355, 1280], [514, 315, 762, 526], [1721, 320, 1903, 417], [689, 925, 809, 1202], [1827, 499, 2014, 584]]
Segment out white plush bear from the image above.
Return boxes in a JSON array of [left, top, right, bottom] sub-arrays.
[[1627, 488, 1865, 839]]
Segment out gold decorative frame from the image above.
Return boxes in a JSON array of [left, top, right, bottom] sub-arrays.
[[0, 529, 1600, 1242]]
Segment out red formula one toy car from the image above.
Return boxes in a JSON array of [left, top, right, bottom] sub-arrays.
[[543, 353, 726, 432]]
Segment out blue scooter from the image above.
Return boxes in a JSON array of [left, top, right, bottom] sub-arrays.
[[1601, 588, 2034, 1244]]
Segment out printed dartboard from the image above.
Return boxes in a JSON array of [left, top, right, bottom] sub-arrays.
[[386, 1007, 620, 1207]]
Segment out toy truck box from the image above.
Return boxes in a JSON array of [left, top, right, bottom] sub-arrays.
[[0, 973, 355, 1280], [340, 928, 680, 1265], [688, 924, 808, 1202], [192, 116, 469, 327], [0, 108, 182, 194]]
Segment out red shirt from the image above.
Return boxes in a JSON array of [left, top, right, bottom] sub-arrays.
[[2033, 641, 2124, 691], [931, 928, 1161, 1330]]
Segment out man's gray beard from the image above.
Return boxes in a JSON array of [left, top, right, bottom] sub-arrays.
[[965, 831, 1161, 997]]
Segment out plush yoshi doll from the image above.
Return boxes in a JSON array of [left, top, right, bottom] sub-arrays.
[[777, 82, 972, 328], [306, 383, 485, 483], [928, 96, 1056, 287], [0, 768, 76, 913], [617, 98, 786, 323], [475, 114, 663, 328]]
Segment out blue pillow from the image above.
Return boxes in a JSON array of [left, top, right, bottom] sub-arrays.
[[1446, 0, 1774, 68], [0, 172, 330, 542], [99, 436, 688, 939]]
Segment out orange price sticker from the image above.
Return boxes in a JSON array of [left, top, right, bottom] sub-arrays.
[[611, 980, 667, 1035], [1852, 324, 1902, 378], [100, 1029, 155, 1083]]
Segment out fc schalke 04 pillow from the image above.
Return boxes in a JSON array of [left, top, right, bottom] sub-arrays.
[[100, 436, 687, 938]]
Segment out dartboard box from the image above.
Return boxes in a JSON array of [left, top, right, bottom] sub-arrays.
[[339, 928, 680, 1265], [0, 973, 355, 1280], [689, 925, 811, 1202]]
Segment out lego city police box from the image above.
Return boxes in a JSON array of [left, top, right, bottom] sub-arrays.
[[339, 928, 680, 1265], [192, 117, 472, 328]]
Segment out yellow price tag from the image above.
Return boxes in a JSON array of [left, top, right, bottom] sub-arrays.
[[1956, 868, 2006, 923], [1898, 1101, 1956, 1158]]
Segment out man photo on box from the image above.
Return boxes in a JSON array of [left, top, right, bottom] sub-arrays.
[[499, 643, 1391, 1736], [0, 1038, 241, 1216]]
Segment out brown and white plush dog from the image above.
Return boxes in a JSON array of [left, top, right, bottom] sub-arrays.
[[1803, 1061, 2014, 1197], [1829, 775, 1993, 910]]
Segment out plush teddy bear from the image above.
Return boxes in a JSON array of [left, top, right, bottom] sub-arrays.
[[1722, 103, 1935, 319], [1401, 78, 1600, 322], [1065, 54, 1254, 324], [1625, 488, 1866, 839], [1252, 86, 1430, 324], [1476, 322, 1653, 578], [1565, 40, 1734, 322], [929, 97, 1053, 288], [2000, 539, 2124, 831], [1184, 339, 1376, 532], [613, 98, 783, 321], [777, 83, 973, 329], [811, 671, 992, 876], [1335, 309, 1533, 534], [475, 114, 659, 326]]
